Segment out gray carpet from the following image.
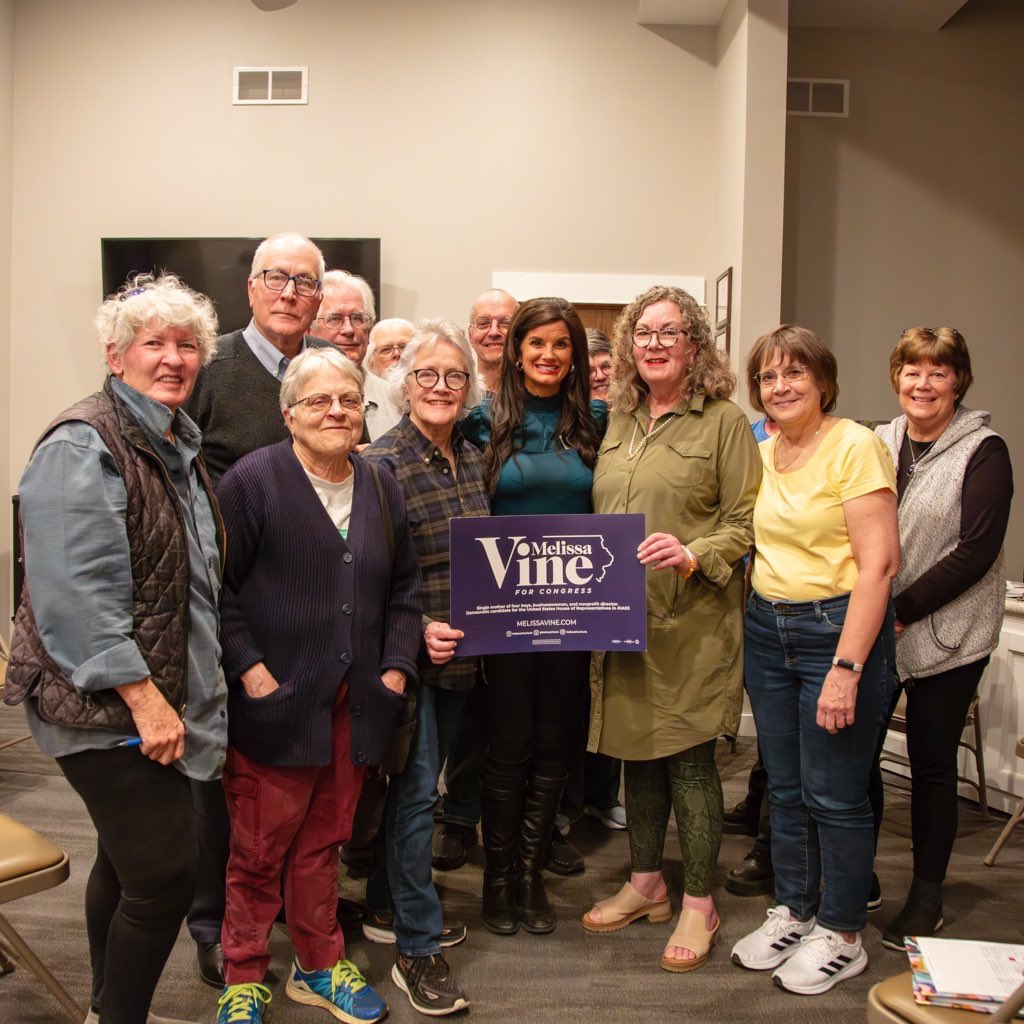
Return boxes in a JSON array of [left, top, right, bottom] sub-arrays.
[[1, 702, 1021, 1024]]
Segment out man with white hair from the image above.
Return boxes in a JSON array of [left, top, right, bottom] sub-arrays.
[[365, 318, 415, 379], [466, 288, 517, 394], [310, 271, 400, 440], [186, 232, 328, 481]]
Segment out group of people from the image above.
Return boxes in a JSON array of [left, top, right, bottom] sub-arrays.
[[3, 230, 1012, 1024]]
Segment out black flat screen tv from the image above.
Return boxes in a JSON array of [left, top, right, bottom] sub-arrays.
[[101, 237, 381, 335]]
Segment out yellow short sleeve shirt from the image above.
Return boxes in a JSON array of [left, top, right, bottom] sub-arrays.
[[751, 418, 896, 602]]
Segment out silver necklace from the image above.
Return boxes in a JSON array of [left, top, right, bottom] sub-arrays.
[[627, 414, 675, 460], [907, 437, 937, 476]]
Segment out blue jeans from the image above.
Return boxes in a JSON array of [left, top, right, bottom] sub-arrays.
[[366, 683, 469, 956], [744, 591, 895, 933]]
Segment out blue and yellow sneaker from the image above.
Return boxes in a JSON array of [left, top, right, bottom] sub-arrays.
[[216, 982, 271, 1024], [285, 958, 387, 1023]]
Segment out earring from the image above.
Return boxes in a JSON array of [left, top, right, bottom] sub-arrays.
[[568, 363, 576, 376], [515, 361, 523, 372]]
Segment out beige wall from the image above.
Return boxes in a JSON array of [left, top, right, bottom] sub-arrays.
[[713, 0, 787, 404], [7, 0, 724, 488], [784, 0, 1024, 574], [0, 0, 12, 632], [5, 0, 739, 620]]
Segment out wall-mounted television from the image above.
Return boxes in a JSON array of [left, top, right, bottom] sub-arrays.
[[101, 237, 381, 336]]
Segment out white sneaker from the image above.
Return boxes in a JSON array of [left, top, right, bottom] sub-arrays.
[[584, 803, 627, 830], [731, 906, 816, 970], [771, 924, 868, 995]]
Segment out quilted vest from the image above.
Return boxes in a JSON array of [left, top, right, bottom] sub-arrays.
[[4, 378, 223, 731]]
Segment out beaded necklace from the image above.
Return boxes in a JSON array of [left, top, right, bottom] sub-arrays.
[[627, 414, 676, 460]]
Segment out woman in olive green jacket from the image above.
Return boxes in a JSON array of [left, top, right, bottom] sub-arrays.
[[581, 285, 761, 975]]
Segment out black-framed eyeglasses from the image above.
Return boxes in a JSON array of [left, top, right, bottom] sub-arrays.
[[471, 316, 512, 333], [289, 392, 364, 414], [632, 327, 690, 348], [408, 368, 471, 391], [754, 366, 808, 388], [254, 269, 322, 298], [318, 311, 374, 330]]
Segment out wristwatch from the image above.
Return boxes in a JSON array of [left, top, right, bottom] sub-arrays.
[[832, 657, 864, 673]]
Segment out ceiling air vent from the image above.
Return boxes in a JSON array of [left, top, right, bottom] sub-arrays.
[[787, 78, 848, 118], [233, 67, 308, 105]]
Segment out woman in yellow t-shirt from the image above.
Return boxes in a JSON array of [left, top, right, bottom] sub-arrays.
[[730, 326, 899, 997]]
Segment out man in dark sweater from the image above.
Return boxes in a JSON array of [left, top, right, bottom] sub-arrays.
[[181, 232, 327, 988]]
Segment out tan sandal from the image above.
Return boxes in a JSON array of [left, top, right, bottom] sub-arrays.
[[581, 882, 672, 933], [659, 907, 720, 973]]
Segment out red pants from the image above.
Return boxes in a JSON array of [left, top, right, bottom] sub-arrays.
[[221, 684, 365, 983]]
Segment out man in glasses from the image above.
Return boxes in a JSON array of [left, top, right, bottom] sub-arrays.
[[183, 232, 328, 990], [466, 288, 517, 394], [311, 270, 400, 440], [185, 232, 328, 482]]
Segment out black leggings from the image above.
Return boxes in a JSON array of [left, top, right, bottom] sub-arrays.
[[58, 747, 197, 1024], [484, 650, 589, 778], [903, 658, 988, 883]]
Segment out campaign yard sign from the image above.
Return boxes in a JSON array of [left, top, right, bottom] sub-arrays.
[[449, 513, 647, 655]]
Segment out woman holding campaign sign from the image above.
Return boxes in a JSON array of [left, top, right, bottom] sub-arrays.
[[462, 296, 606, 938], [583, 285, 760, 975]]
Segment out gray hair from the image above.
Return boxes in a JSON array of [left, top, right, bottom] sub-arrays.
[[96, 273, 219, 365], [279, 346, 363, 412], [387, 317, 482, 413], [586, 327, 612, 356], [322, 269, 376, 321], [250, 232, 326, 280], [366, 317, 415, 373]]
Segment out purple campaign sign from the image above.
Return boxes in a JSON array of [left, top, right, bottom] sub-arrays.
[[449, 513, 647, 655]]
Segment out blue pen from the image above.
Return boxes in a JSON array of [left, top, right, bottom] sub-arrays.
[[118, 737, 143, 748]]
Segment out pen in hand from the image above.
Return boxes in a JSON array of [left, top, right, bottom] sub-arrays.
[[118, 737, 143, 748]]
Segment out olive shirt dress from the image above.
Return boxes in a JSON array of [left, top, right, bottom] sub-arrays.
[[589, 393, 762, 760]]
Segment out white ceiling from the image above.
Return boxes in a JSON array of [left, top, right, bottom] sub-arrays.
[[636, 0, 971, 30]]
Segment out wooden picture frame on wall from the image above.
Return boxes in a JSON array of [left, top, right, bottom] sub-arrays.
[[715, 323, 730, 355], [715, 266, 732, 330]]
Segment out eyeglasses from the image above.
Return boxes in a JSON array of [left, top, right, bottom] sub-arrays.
[[408, 368, 471, 391], [318, 311, 374, 331], [471, 316, 512, 333], [375, 343, 407, 359], [632, 327, 690, 348], [255, 269, 322, 298], [754, 366, 809, 388], [289, 392, 364, 414]]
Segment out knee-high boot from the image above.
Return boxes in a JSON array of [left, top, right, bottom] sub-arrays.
[[518, 773, 565, 934], [480, 759, 528, 935]]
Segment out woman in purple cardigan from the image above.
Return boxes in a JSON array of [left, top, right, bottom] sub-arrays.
[[213, 347, 422, 1024]]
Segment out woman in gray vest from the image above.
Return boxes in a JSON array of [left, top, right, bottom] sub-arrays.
[[5, 274, 224, 1024], [875, 327, 1013, 949]]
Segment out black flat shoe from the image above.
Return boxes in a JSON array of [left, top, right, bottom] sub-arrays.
[[882, 899, 943, 951], [544, 829, 584, 876], [722, 800, 758, 836], [724, 851, 774, 897], [196, 940, 224, 988]]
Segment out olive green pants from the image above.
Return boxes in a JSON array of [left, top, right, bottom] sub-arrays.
[[624, 739, 723, 897]]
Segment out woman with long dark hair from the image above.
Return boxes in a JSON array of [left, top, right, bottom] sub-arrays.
[[462, 297, 605, 937]]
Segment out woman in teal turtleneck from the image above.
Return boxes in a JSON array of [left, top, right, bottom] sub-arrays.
[[462, 297, 606, 937]]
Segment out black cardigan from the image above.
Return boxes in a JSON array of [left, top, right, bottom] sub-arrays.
[[216, 440, 422, 767]]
